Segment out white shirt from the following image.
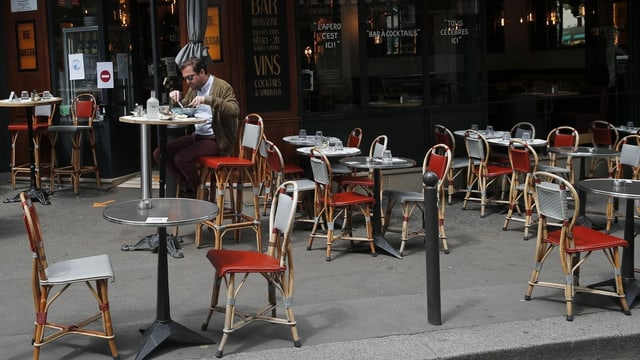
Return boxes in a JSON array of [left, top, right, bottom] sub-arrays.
[[194, 75, 214, 136]]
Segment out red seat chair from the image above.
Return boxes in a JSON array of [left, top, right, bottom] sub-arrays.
[[8, 104, 56, 189], [334, 134, 388, 195], [201, 181, 301, 358], [48, 93, 101, 194], [434, 124, 469, 205], [588, 120, 618, 178], [525, 171, 630, 321], [194, 114, 264, 249], [307, 147, 376, 261], [383, 143, 452, 254], [462, 130, 513, 217], [332, 127, 364, 176], [538, 126, 579, 183], [502, 139, 539, 240]]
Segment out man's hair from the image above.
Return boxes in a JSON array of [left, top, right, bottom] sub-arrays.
[[179, 56, 208, 74]]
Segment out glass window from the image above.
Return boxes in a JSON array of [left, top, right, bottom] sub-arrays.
[[365, 1, 423, 107], [297, 1, 359, 112], [426, 1, 484, 104], [529, 0, 586, 49]]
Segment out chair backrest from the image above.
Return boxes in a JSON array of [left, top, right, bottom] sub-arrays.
[[532, 171, 578, 230], [264, 139, 285, 186], [369, 135, 388, 157], [20, 192, 49, 285], [309, 147, 332, 187], [434, 124, 456, 152], [347, 127, 363, 148], [590, 120, 618, 148], [511, 122, 536, 139], [508, 139, 538, 174], [71, 93, 97, 126], [616, 135, 640, 179], [267, 181, 299, 264], [238, 113, 264, 162], [34, 104, 56, 125], [464, 129, 489, 162], [423, 143, 452, 186], [547, 126, 579, 149]]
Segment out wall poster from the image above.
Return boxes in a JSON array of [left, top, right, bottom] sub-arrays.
[[16, 21, 37, 71], [242, 0, 290, 112]]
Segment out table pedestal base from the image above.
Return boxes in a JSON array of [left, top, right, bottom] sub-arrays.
[[121, 233, 184, 258], [135, 319, 214, 360], [374, 235, 402, 258], [348, 235, 402, 258], [587, 277, 640, 308], [4, 187, 50, 205]]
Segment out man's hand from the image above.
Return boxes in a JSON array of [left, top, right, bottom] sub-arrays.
[[169, 90, 181, 102], [188, 95, 206, 107]]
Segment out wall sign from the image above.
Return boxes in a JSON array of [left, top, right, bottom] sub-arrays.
[[243, 0, 290, 112], [205, 6, 222, 61], [16, 21, 37, 71], [11, 0, 37, 12]]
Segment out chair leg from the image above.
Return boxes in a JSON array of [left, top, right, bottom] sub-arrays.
[[202, 275, 223, 331], [325, 207, 335, 261], [216, 273, 236, 358], [96, 279, 119, 359], [10, 130, 19, 190], [87, 129, 101, 189], [438, 189, 449, 254]]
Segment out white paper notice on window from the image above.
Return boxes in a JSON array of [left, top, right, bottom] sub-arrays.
[[146, 217, 168, 223], [68, 53, 85, 80]]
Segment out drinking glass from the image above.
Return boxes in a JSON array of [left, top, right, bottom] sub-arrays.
[[321, 136, 329, 150], [42, 91, 52, 99], [486, 125, 494, 137], [521, 131, 531, 142], [20, 91, 29, 101], [502, 132, 511, 141], [315, 130, 323, 141], [382, 150, 393, 164], [471, 124, 478, 131], [298, 129, 307, 139], [627, 122, 635, 128], [335, 140, 343, 151]]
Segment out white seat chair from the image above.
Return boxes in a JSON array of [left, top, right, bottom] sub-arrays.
[[19, 192, 119, 360]]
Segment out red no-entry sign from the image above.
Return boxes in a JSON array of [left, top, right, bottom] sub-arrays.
[[100, 70, 111, 83]]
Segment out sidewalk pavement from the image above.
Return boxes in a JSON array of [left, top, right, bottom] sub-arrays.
[[0, 174, 638, 360]]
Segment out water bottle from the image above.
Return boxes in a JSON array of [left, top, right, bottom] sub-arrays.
[[146, 90, 159, 119]]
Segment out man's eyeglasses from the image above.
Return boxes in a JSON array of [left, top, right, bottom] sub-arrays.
[[184, 74, 196, 81]]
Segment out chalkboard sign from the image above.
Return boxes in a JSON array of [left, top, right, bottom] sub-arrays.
[[243, 0, 290, 112]]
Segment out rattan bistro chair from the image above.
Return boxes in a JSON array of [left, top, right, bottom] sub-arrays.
[[48, 93, 101, 194], [9, 104, 56, 189], [383, 143, 452, 255], [588, 120, 619, 178], [307, 147, 376, 261], [502, 139, 539, 240], [195, 114, 264, 249], [510, 121, 536, 139], [332, 127, 363, 176], [606, 135, 640, 232], [538, 126, 579, 183], [262, 139, 316, 226], [19, 192, 119, 360], [434, 124, 469, 205], [201, 181, 301, 358], [524, 171, 630, 321], [462, 130, 512, 217]]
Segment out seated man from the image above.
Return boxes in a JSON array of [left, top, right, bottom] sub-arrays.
[[154, 56, 239, 198]]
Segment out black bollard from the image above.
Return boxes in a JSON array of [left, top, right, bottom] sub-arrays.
[[423, 170, 442, 325]]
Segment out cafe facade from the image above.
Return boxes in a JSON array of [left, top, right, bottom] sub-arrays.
[[1, 0, 638, 178]]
